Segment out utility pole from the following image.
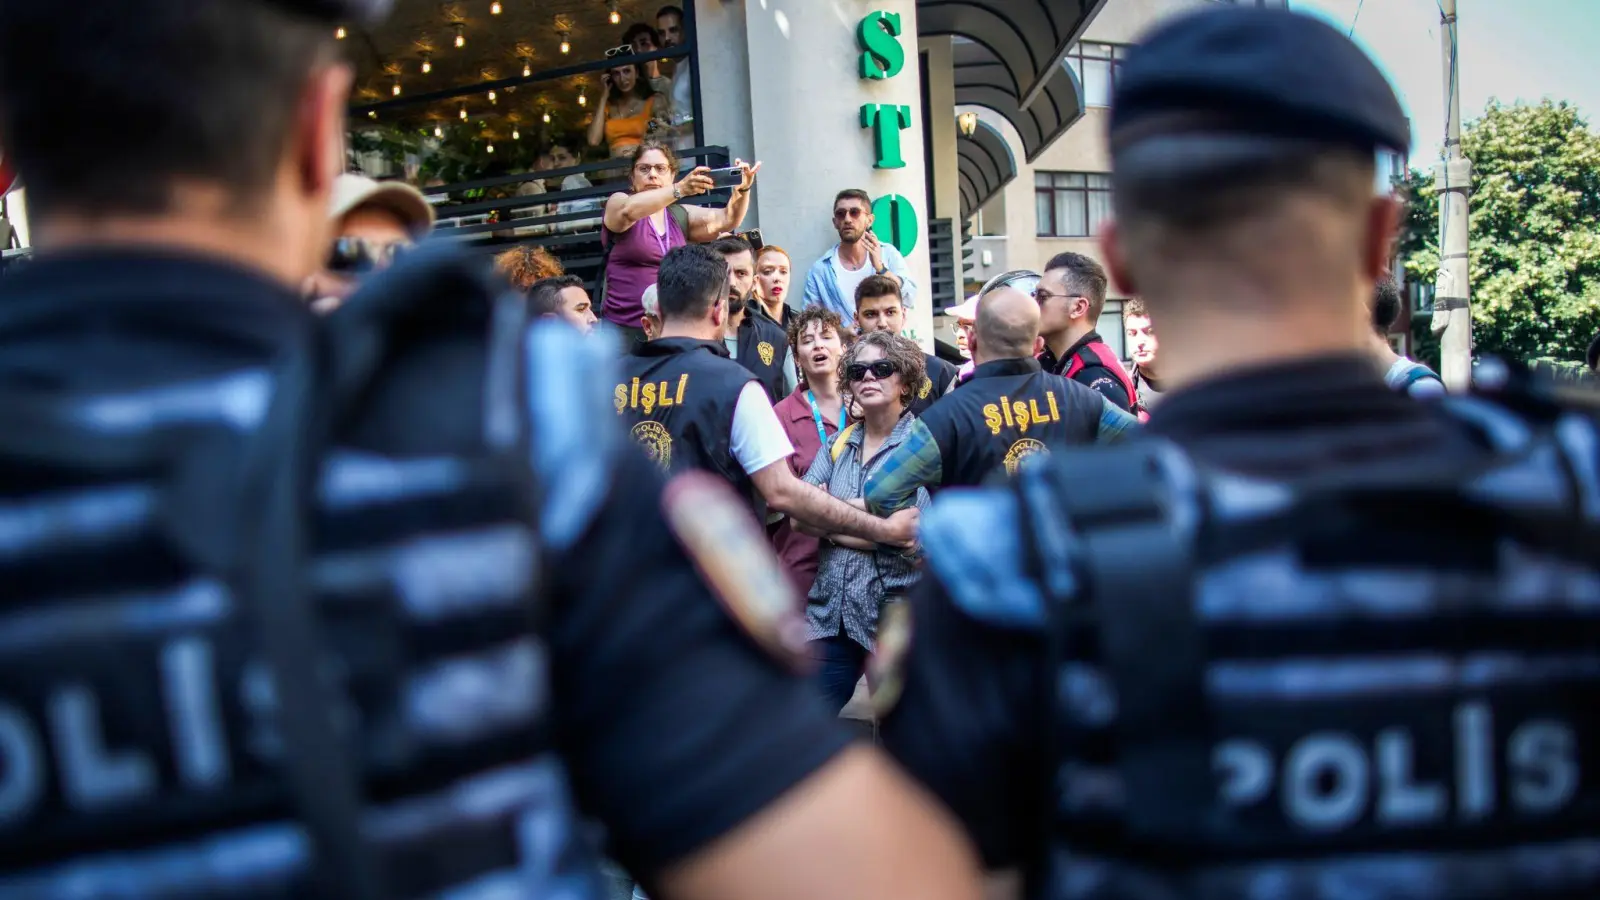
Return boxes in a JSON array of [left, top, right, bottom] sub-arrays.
[[1431, 0, 1473, 390]]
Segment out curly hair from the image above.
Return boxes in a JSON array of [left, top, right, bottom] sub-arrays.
[[787, 306, 853, 388], [1124, 297, 1148, 320], [840, 331, 926, 410], [495, 245, 564, 292]]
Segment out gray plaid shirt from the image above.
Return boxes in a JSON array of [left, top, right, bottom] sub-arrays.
[[802, 413, 931, 650]]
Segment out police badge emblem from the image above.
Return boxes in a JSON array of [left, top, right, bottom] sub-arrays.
[[631, 421, 673, 471], [661, 472, 810, 670], [867, 601, 912, 718], [757, 341, 775, 366], [918, 377, 932, 399], [1003, 438, 1047, 475]]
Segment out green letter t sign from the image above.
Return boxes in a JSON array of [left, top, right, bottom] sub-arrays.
[[860, 104, 912, 169]]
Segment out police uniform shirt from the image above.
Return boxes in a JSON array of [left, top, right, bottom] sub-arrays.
[[0, 251, 852, 891], [731, 301, 792, 404], [1037, 330, 1136, 412], [907, 352, 959, 418], [878, 356, 1497, 871], [862, 357, 1136, 514]]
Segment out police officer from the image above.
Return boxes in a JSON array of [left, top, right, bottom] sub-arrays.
[[715, 236, 795, 403], [1034, 252, 1139, 413], [0, 2, 986, 898], [619, 243, 919, 544], [876, 7, 1600, 899], [862, 283, 1138, 514]]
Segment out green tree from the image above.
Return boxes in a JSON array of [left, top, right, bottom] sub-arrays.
[[1400, 99, 1600, 364]]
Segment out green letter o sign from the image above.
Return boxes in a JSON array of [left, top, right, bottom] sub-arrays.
[[872, 194, 919, 257]]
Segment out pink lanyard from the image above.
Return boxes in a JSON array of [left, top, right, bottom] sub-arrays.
[[648, 213, 671, 258]]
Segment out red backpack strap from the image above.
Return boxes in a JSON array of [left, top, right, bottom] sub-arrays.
[[1064, 341, 1138, 409]]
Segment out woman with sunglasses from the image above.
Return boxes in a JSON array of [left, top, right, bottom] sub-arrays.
[[796, 331, 929, 714], [587, 53, 670, 159]]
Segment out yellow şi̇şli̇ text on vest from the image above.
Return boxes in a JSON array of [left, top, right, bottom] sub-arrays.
[[982, 391, 1060, 436], [615, 374, 690, 415]]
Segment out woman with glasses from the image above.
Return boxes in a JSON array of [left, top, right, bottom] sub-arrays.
[[600, 140, 760, 344], [588, 52, 670, 159], [796, 331, 930, 713]]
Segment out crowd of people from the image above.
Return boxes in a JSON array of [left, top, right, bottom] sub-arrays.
[[2, 0, 1598, 899]]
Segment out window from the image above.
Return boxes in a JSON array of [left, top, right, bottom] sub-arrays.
[[1410, 280, 1435, 313], [1097, 300, 1126, 361], [1035, 172, 1112, 238], [1066, 42, 1129, 108]]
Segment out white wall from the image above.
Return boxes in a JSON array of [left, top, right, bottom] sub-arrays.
[[697, 0, 935, 349]]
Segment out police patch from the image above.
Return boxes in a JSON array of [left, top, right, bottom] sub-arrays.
[[631, 421, 673, 471], [867, 600, 912, 718], [918, 377, 932, 399], [1003, 438, 1047, 475], [661, 472, 809, 670], [757, 341, 776, 366]]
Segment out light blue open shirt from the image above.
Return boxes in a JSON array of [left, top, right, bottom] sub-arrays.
[[801, 242, 918, 327]]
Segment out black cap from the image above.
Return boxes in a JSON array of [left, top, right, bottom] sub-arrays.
[[1109, 6, 1409, 165]]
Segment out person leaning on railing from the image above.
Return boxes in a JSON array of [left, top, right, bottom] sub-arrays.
[[599, 139, 760, 345]]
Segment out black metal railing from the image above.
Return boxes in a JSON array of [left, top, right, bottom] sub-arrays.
[[426, 145, 732, 288]]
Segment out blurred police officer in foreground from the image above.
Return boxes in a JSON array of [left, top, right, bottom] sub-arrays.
[[0, 1, 985, 898], [877, 6, 1600, 899]]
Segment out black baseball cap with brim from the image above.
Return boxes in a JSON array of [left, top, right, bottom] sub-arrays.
[[1108, 6, 1409, 178]]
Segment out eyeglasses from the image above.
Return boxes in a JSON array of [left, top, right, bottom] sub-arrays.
[[833, 208, 867, 220], [846, 360, 898, 382], [634, 162, 672, 176], [1033, 287, 1087, 306], [605, 44, 636, 58], [327, 236, 411, 274]]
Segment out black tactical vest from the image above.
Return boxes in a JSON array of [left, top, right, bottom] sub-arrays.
[[1001, 399, 1600, 900], [733, 303, 790, 405], [616, 337, 756, 498], [917, 357, 1103, 488], [0, 247, 604, 899], [907, 352, 959, 418]]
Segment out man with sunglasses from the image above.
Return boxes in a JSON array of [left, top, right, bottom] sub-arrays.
[[306, 173, 434, 312], [802, 188, 917, 327], [0, 1, 989, 899], [1034, 252, 1138, 413]]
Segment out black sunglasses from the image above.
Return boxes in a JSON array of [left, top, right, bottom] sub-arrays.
[[846, 360, 899, 383], [327, 236, 411, 274]]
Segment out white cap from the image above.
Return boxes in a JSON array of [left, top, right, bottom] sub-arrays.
[[641, 283, 660, 318], [943, 294, 979, 321], [329, 173, 436, 238]]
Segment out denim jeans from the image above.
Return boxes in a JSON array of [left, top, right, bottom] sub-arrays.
[[810, 635, 869, 714]]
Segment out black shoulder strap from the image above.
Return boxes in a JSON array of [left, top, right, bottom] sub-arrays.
[[1018, 443, 1213, 843]]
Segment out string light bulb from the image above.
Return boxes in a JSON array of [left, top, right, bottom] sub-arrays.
[[434, 123, 444, 138], [459, 104, 469, 120], [367, 110, 378, 119], [487, 143, 495, 154], [454, 24, 466, 49], [557, 26, 571, 54], [336, 26, 347, 40], [420, 53, 432, 74], [522, 59, 533, 78], [391, 78, 402, 97], [542, 110, 551, 124], [577, 89, 587, 107], [490, 0, 502, 13], [513, 127, 521, 140], [608, 0, 621, 25]]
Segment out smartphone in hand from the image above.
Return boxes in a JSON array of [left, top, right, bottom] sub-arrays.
[[705, 166, 745, 189]]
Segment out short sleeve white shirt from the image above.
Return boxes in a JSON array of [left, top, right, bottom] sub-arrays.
[[730, 381, 795, 475]]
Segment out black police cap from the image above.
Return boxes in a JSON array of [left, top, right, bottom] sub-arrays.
[[1109, 6, 1409, 159], [265, 0, 392, 24]]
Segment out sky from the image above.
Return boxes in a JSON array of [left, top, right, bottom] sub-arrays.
[[1291, 0, 1600, 168]]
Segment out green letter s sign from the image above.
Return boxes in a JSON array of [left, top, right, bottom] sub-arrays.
[[857, 11, 904, 80]]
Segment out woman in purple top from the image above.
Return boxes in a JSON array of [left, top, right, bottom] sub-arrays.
[[600, 140, 761, 344]]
